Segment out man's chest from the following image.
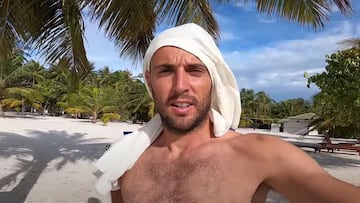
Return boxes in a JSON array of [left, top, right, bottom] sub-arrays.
[[119, 151, 262, 202]]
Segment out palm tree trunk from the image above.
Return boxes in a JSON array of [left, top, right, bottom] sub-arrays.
[[43, 100, 49, 116], [0, 103, 4, 117], [21, 99, 25, 115], [92, 112, 97, 123]]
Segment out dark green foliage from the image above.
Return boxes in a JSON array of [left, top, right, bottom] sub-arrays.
[[308, 47, 360, 139], [271, 98, 312, 119]]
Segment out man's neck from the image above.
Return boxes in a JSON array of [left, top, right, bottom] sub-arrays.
[[154, 118, 214, 156]]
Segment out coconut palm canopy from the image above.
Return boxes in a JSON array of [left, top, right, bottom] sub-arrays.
[[338, 38, 360, 49], [0, 0, 353, 76]]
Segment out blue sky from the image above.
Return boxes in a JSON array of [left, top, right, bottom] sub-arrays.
[[82, 1, 360, 102]]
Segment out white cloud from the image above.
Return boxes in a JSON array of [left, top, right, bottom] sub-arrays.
[[215, 13, 234, 25], [234, 1, 256, 11], [222, 21, 360, 100], [234, 2, 244, 8], [257, 16, 276, 24], [220, 30, 242, 41], [80, 10, 359, 101]]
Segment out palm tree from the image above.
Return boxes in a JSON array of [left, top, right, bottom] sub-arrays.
[[35, 62, 82, 116], [338, 38, 360, 49], [240, 89, 275, 127], [0, 0, 353, 75], [1, 87, 44, 113], [79, 86, 120, 123], [0, 49, 27, 116], [58, 85, 120, 122], [15, 60, 46, 86], [271, 98, 312, 119], [240, 88, 256, 113], [126, 87, 155, 122], [0, 58, 47, 115], [96, 66, 112, 86], [254, 91, 273, 117], [239, 88, 256, 127]]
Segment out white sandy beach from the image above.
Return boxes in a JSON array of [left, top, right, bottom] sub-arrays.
[[0, 115, 359, 203]]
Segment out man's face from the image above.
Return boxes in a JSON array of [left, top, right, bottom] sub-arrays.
[[146, 46, 212, 134]]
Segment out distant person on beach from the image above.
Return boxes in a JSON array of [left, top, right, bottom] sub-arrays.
[[95, 23, 360, 203]]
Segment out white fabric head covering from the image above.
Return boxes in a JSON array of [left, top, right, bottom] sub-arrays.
[[144, 23, 241, 130], [94, 23, 241, 195]]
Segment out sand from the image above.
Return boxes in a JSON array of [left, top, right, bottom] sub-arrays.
[[0, 115, 143, 203], [0, 115, 359, 203]]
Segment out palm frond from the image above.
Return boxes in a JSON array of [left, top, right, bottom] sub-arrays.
[[337, 38, 360, 49], [57, 101, 69, 109], [0, 0, 50, 59], [101, 113, 121, 125], [239, 118, 254, 128], [0, 0, 25, 59], [100, 105, 118, 113], [84, 0, 156, 63], [0, 0, 14, 58], [7, 61, 45, 84], [85, 0, 219, 62], [64, 107, 83, 115], [29, 0, 90, 76], [253, 0, 352, 30], [1, 98, 22, 108], [309, 117, 335, 132], [156, 0, 219, 40], [4, 86, 44, 102], [31, 102, 43, 110]]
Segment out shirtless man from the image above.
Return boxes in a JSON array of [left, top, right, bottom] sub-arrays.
[[97, 23, 360, 203]]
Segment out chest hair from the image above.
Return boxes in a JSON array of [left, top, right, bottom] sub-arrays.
[[123, 154, 224, 202]]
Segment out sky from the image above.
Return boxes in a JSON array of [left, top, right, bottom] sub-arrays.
[[82, 1, 360, 102]]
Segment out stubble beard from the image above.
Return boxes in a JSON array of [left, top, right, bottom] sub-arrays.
[[153, 90, 212, 135]]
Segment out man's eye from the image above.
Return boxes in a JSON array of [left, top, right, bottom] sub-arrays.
[[188, 67, 206, 75], [158, 68, 170, 73]]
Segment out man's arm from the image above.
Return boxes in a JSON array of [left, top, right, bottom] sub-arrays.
[[111, 189, 123, 203], [263, 136, 360, 203], [251, 183, 270, 203]]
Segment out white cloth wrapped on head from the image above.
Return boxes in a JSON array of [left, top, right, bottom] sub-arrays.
[[94, 23, 241, 195]]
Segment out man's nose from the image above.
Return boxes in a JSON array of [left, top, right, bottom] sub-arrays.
[[173, 68, 190, 92]]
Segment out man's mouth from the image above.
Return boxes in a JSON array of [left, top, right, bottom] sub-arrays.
[[170, 100, 195, 114], [172, 102, 192, 108]]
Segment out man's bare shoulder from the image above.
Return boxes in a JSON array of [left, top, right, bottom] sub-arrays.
[[224, 132, 360, 202], [225, 132, 291, 155], [225, 132, 322, 172]]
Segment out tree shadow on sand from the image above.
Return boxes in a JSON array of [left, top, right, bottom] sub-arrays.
[[309, 151, 360, 168], [0, 130, 109, 203]]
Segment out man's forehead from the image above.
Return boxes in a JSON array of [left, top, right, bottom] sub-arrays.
[[149, 46, 206, 68]]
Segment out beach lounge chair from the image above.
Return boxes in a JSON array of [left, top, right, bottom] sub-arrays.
[[319, 136, 360, 155], [326, 144, 360, 155], [291, 141, 324, 153]]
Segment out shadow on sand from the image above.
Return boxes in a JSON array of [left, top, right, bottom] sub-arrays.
[[0, 130, 109, 203], [2, 127, 358, 203], [309, 151, 360, 168]]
